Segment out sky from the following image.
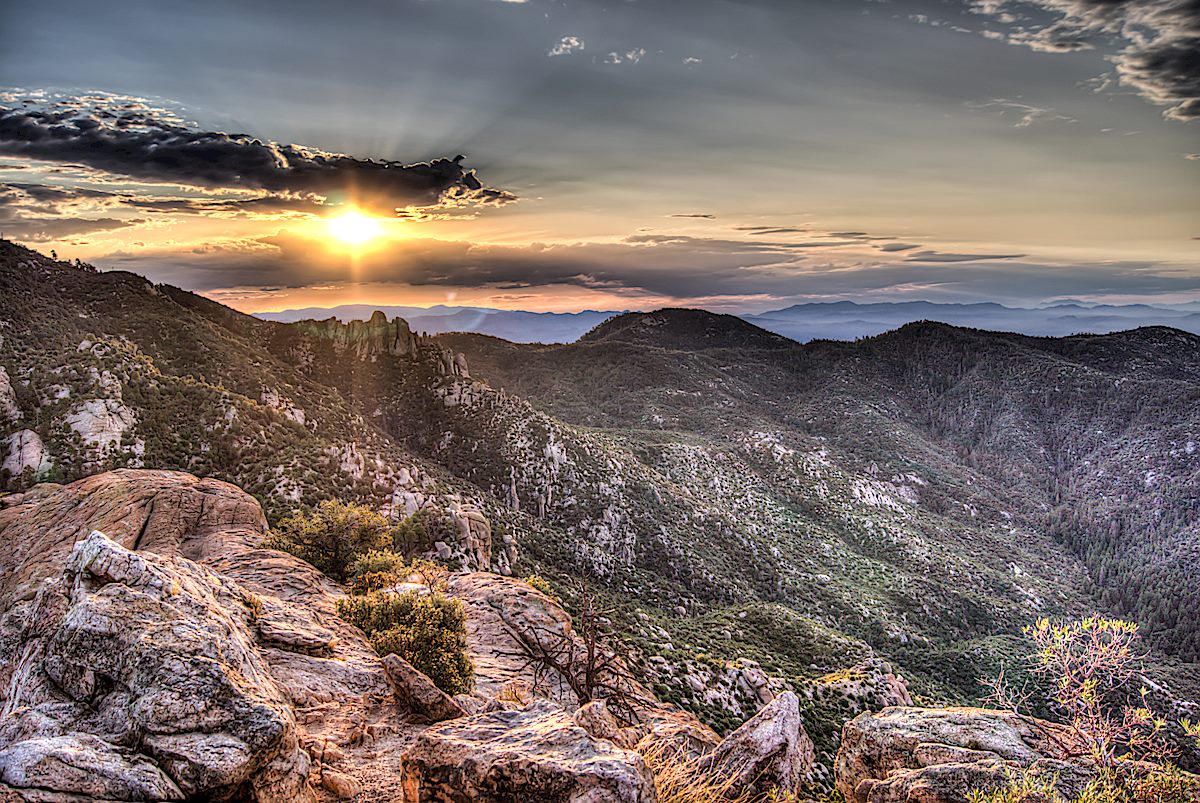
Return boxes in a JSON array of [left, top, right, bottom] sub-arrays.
[[0, 0, 1197, 314]]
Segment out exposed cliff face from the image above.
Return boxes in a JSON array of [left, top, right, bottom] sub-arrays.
[[1, 429, 50, 481], [291, 311, 418, 361]]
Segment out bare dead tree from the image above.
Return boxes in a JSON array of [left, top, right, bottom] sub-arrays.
[[978, 663, 1034, 714], [499, 579, 652, 725]]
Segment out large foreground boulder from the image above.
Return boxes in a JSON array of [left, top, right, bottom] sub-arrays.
[[0, 530, 311, 801], [834, 706, 1089, 803], [400, 699, 657, 802], [697, 691, 814, 797]]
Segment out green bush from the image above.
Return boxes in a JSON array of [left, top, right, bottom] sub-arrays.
[[524, 574, 557, 600], [266, 500, 394, 582], [394, 508, 459, 555], [350, 549, 411, 577], [346, 549, 412, 593], [336, 590, 474, 695]]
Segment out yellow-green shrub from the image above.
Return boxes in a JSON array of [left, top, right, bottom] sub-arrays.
[[267, 500, 394, 582], [336, 590, 474, 695]]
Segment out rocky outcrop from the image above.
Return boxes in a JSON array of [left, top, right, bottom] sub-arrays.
[[295, 311, 417, 360], [0, 470, 403, 801], [444, 572, 580, 704], [1, 429, 50, 480], [573, 701, 641, 750], [400, 699, 656, 802], [63, 398, 135, 452], [1, 530, 313, 801], [435, 348, 470, 379], [697, 691, 814, 797], [430, 503, 497, 572], [383, 654, 467, 725], [834, 707, 1091, 803], [0, 733, 184, 800], [0, 366, 19, 423], [0, 470, 720, 801], [812, 659, 913, 710]]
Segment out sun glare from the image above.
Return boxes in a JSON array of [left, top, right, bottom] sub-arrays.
[[327, 209, 382, 246]]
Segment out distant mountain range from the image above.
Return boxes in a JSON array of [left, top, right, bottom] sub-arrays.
[[256, 300, 1200, 343]]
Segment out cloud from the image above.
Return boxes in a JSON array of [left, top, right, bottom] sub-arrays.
[[90, 228, 1200, 307], [904, 250, 1025, 262], [0, 216, 139, 242], [603, 48, 647, 65], [968, 98, 1077, 127], [970, 1, 1200, 121], [549, 36, 584, 57], [0, 92, 514, 212], [670, 213, 716, 219], [122, 196, 328, 215], [0, 181, 140, 241], [878, 242, 922, 252], [734, 225, 809, 235]]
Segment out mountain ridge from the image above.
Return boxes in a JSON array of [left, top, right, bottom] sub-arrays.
[[2, 240, 1198, 783], [253, 297, 1200, 344]]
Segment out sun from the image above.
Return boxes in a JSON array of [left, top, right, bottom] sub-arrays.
[[326, 209, 382, 245]]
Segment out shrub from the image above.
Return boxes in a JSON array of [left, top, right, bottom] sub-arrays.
[[524, 574, 557, 600], [394, 508, 459, 555], [347, 549, 411, 594], [351, 549, 411, 577], [1026, 617, 1171, 767], [973, 766, 1199, 803], [971, 617, 1200, 803], [266, 500, 394, 582], [967, 770, 1065, 803], [638, 738, 759, 803], [349, 571, 404, 595], [336, 590, 474, 695]]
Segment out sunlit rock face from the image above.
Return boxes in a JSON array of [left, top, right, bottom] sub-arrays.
[[696, 691, 814, 798], [292, 311, 418, 360], [399, 699, 657, 803], [0, 528, 314, 802], [0, 470, 391, 802], [2, 429, 51, 479], [65, 397, 136, 451]]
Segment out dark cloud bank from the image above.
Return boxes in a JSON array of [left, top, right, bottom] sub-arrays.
[[0, 93, 513, 212]]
